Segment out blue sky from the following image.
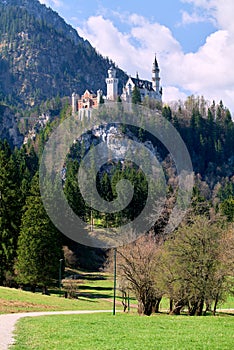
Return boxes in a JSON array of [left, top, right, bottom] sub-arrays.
[[39, 0, 234, 115]]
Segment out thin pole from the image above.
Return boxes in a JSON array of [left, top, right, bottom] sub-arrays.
[[127, 291, 130, 312], [59, 259, 63, 291], [113, 248, 117, 315]]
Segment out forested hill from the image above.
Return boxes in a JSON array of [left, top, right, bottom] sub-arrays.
[[0, 0, 127, 107]]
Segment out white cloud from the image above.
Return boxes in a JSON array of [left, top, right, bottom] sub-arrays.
[[163, 86, 188, 103], [77, 15, 181, 79], [77, 16, 138, 73], [181, 0, 234, 33], [180, 10, 209, 25], [39, 0, 63, 7], [77, 7, 234, 115]]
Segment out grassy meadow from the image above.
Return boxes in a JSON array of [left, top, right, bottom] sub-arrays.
[[0, 270, 119, 314], [1, 269, 233, 349], [0, 268, 233, 314], [10, 312, 234, 350]]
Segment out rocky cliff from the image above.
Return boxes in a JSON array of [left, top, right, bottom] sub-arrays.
[[0, 104, 23, 147]]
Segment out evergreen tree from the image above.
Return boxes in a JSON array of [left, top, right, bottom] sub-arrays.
[[162, 105, 172, 121], [0, 142, 21, 284], [63, 160, 86, 221], [220, 198, 234, 222], [132, 86, 141, 104], [16, 173, 63, 293]]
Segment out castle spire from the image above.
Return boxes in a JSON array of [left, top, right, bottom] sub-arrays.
[[152, 53, 159, 71], [152, 54, 160, 94]]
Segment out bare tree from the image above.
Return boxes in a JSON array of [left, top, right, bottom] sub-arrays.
[[109, 234, 163, 316], [63, 246, 78, 268]]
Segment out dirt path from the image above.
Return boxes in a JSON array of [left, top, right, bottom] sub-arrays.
[[0, 310, 112, 350]]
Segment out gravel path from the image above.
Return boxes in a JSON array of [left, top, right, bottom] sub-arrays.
[[0, 310, 112, 350]]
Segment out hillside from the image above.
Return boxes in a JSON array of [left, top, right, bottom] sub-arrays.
[[0, 103, 23, 147], [0, 0, 127, 107]]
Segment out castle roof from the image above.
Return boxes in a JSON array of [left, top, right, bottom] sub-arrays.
[[83, 89, 97, 97], [130, 77, 155, 92]]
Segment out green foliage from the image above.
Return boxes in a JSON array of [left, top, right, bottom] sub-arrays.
[[15, 173, 63, 289], [173, 98, 234, 175], [0, 142, 21, 284], [132, 86, 141, 104], [220, 198, 234, 222], [162, 105, 172, 121], [217, 181, 234, 221], [161, 216, 231, 316]]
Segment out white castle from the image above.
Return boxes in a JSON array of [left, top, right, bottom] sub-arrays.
[[72, 56, 162, 114]]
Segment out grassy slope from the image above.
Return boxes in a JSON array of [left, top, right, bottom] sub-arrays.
[[1, 266, 233, 314], [0, 270, 119, 314], [0, 286, 114, 314], [11, 313, 234, 350]]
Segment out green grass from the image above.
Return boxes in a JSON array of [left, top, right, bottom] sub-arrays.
[[0, 270, 121, 314], [217, 294, 234, 309], [11, 313, 234, 350], [0, 286, 116, 314]]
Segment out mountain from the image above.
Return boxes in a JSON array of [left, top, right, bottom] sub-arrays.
[[0, 103, 23, 147], [0, 0, 127, 107]]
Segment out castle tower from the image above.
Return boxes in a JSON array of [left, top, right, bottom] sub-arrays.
[[106, 66, 119, 101], [72, 92, 79, 114], [152, 55, 161, 97]]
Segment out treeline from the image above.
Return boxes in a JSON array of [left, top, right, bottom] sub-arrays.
[[0, 139, 104, 289], [0, 140, 38, 285], [0, 96, 233, 294], [165, 99, 234, 174]]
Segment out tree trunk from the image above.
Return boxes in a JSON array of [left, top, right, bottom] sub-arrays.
[[169, 299, 173, 313], [122, 291, 127, 312], [31, 285, 36, 293], [204, 300, 211, 316], [188, 301, 198, 316], [42, 286, 49, 295], [138, 298, 154, 316], [213, 294, 219, 316], [152, 297, 162, 313], [170, 300, 184, 315], [196, 299, 204, 316], [137, 301, 144, 315], [143, 301, 154, 316]]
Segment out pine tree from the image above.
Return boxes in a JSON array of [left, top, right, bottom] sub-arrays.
[[63, 160, 86, 221], [16, 173, 63, 293], [132, 86, 141, 104], [0, 143, 21, 285]]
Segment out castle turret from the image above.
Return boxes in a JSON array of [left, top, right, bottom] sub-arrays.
[[97, 89, 103, 104], [106, 66, 119, 101], [152, 55, 161, 98], [72, 92, 79, 114]]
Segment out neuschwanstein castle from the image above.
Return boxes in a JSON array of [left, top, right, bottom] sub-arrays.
[[72, 56, 162, 114]]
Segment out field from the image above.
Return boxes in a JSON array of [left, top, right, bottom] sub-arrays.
[[0, 268, 233, 314], [1, 270, 233, 349], [10, 312, 234, 350], [0, 270, 119, 314]]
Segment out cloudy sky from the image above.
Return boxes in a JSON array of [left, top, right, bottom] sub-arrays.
[[39, 0, 234, 115]]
